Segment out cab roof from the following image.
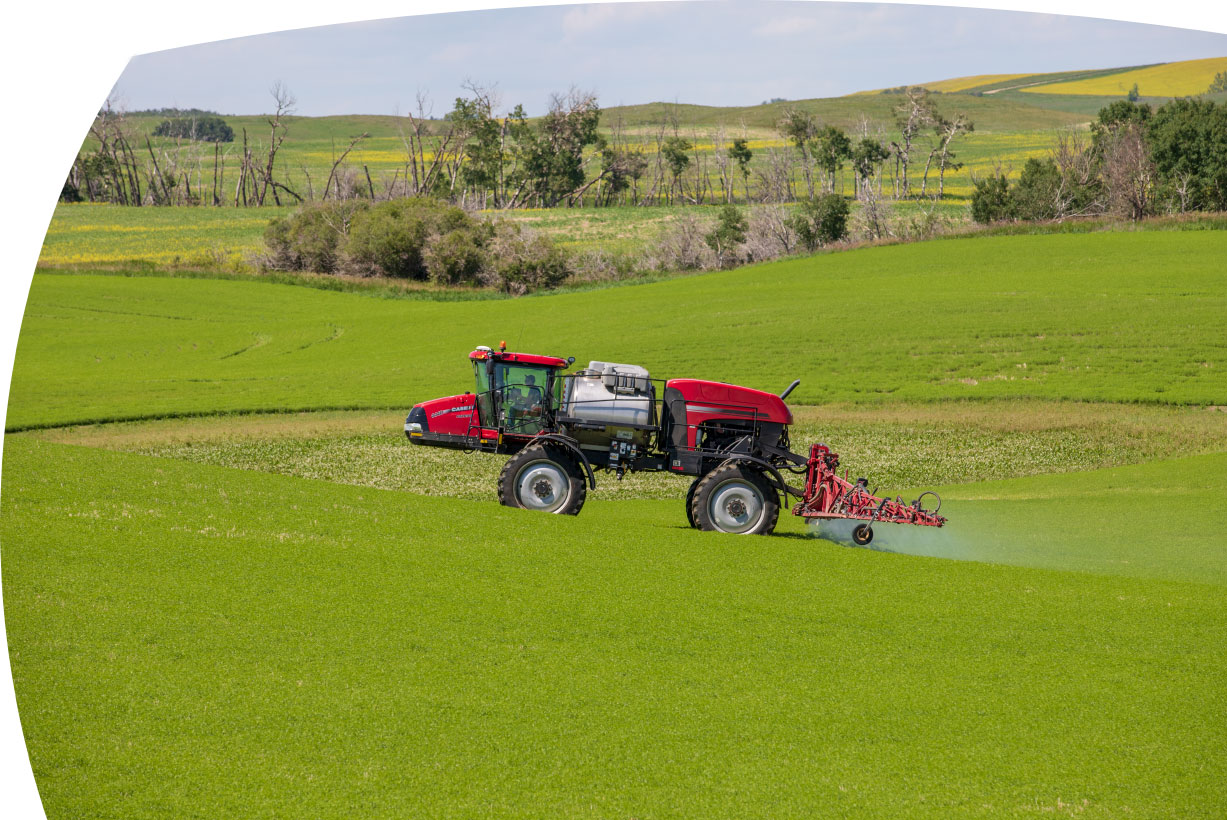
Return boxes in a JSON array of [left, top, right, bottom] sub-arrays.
[[469, 349, 570, 368]]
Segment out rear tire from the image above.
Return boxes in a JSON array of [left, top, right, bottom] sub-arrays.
[[498, 445, 587, 515], [691, 463, 779, 535]]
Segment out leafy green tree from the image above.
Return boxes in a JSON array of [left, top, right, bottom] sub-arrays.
[[599, 144, 647, 205], [513, 90, 602, 207], [811, 126, 852, 193], [778, 109, 819, 197], [728, 138, 754, 201], [1127, 83, 1141, 103], [970, 174, 1016, 224], [704, 205, 748, 265], [152, 116, 234, 142], [1147, 97, 1227, 212], [788, 194, 849, 251], [449, 91, 504, 206], [1092, 100, 1153, 153], [661, 136, 693, 202], [851, 138, 890, 199], [1210, 71, 1227, 94]]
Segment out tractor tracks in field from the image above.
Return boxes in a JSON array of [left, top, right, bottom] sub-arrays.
[[219, 333, 271, 360], [280, 324, 345, 355], [216, 324, 345, 360]]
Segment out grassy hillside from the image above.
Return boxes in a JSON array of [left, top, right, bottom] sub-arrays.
[[4, 437, 1225, 818], [602, 92, 1086, 133], [13, 230, 1227, 431]]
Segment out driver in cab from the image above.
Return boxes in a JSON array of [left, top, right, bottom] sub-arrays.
[[505, 374, 544, 428]]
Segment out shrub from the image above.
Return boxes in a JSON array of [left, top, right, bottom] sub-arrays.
[[264, 200, 368, 272], [970, 175, 1016, 223], [484, 222, 572, 295], [789, 194, 849, 251], [651, 212, 717, 271], [704, 205, 748, 266], [424, 228, 489, 286], [344, 198, 472, 279], [1012, 158, 1063, 221]]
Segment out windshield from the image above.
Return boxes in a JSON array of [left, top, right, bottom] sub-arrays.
[[493, 363, 550, 435]]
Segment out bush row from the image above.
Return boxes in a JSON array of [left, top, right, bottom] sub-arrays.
[[263, 194, 938, 293], [264, 198, 570, 294]]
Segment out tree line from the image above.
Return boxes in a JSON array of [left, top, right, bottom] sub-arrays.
[[62, 84, 974, 211], [63, 81, 1227, 222], [970, 97, 1227, 223]]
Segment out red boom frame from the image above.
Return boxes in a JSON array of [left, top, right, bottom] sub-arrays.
[[792, 444, 946, 528]]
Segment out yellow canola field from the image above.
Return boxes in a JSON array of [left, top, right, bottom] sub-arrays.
[[849, 73, 1034, 95], [916, 73, 1035, 93], [1021, 57, 1227, 97]]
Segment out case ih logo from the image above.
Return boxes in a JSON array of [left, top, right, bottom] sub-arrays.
[[430, 405, 473, 419]]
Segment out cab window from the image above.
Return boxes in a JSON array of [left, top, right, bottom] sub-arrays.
[[495, 363, 550, 434]]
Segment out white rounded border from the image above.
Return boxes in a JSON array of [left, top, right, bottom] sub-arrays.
[[1, 2, 1224, 817]]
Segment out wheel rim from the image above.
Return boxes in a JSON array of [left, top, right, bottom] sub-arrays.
[[707, 478, 764, 533], [515, 459, 570, 513]]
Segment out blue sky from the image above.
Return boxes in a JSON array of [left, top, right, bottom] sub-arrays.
[[110, 1, 1227, 115]]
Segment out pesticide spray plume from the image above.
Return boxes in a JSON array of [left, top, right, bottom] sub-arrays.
[[808, 517, 977, 562]]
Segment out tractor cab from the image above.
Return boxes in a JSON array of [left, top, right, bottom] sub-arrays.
[[469, 345, 573, 437]]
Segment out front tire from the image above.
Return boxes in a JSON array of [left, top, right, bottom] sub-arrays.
[[691, 463, 779, 535], [498, 445, 587, 515], [684, 477, 701, 528]]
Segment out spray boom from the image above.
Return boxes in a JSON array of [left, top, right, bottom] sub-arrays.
[[792, 443, 946, 546]]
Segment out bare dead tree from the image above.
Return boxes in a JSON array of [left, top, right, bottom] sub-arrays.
[[1102, 123, 1156, 221], [892, 87, 936, 197], [757, 147, 795, 204], [323, 133, 369, 200], [1049, 128, 1104, 219], [257, 82, 296, 205]]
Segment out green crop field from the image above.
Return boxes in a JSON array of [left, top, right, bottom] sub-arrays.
[[12, 230, 1227, 431], [5, 227, 1227, 817]]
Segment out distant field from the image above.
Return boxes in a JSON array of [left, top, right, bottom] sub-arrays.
[[42, 120, 1078, 269], [37, 203, 295, 266], [1023, 56, 1227, 97], [73, 91, 1089, 207]]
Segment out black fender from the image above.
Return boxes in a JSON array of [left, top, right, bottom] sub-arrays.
[[715, 455, 805, 500], [530, 433, 597, 489]]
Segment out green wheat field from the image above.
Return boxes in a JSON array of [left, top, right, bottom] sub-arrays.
[[4, 224, 1227, 817]]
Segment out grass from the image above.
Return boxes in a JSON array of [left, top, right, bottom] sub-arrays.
[[4, 436, 1225, 818], [28, 401, 1227, 504], [37, 202, 295, 267], [11, 230, 1227, 431], [7, 218, 1227, 816]]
